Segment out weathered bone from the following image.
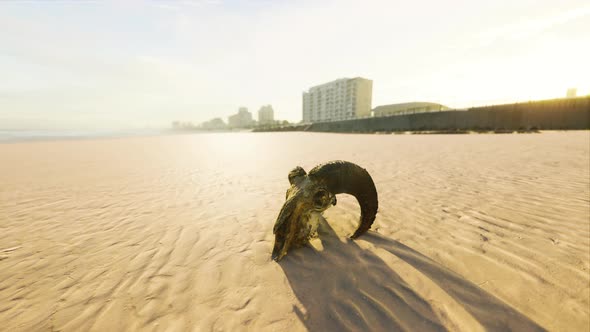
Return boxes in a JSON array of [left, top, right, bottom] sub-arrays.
[[271, 160, 378, 261]]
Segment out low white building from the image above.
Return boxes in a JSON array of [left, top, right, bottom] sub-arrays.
[[372, 102, 449, 117]]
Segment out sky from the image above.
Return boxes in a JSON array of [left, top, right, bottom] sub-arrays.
[[1, 0, 589, 130]]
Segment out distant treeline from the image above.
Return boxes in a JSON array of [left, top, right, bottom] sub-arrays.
[[306, 97, 590, 133]]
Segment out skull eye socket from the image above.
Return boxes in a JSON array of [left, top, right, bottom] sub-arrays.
[[313, 190, 330, 210]]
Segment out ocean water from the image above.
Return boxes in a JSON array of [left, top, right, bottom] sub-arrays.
[[0, 129, 170, 143]]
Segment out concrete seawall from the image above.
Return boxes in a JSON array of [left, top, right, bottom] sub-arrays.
[[307, 97, 590, 132]]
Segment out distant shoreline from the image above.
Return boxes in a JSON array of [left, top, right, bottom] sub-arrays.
[[5, 128, 588, 144], [0, 129, 172, 144]]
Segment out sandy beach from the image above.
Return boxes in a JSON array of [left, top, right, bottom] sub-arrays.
[[0, 131, 588, 331]]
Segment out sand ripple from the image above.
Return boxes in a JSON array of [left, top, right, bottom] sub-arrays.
[[0, 132, 588, 331]]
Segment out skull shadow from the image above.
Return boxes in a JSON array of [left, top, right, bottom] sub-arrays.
[[277, 217, 546, 332]]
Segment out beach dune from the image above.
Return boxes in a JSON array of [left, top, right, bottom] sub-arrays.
[[0, 132, 588, 331]]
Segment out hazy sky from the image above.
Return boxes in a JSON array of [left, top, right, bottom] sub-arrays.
[[1, 0, 589, 129]]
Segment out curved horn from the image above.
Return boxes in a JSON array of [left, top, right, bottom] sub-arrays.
[[271, 194, 297, 261], [308, 160, 378, 238]]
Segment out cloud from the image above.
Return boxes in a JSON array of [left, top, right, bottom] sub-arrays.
[[479, 4, 590, 45]]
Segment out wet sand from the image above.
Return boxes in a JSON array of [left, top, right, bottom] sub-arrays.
[[0, 131, 588, 331]]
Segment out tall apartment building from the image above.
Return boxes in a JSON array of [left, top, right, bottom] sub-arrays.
[[258, 105, 275, 125], [302, 77, 372, 123]]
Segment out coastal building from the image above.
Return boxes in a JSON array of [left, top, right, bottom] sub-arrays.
[[228, 107, 254, 128], [302, 77, 372, 123], [201, 118, 227, 130], [372, 102, 449, 117], [258, 105, 275, 125], [566, 88, 577, 98]]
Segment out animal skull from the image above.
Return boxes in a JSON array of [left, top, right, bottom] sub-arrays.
[[271, 161, 379, 261]]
